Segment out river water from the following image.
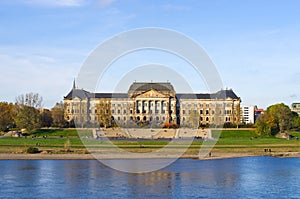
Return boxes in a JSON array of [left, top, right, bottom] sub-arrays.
[[1, 157, 300, 198]]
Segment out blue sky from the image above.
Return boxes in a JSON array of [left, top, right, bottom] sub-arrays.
[[0, 0, 300, 108]]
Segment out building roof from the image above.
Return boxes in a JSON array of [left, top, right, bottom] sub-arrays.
[[65, 82, 240, 100], [176, 89, 240, 100], [65, 90, 128, 100], [94, 93, 128, 98], [64, 89, 91, 100], [128, 82, 175, 93]]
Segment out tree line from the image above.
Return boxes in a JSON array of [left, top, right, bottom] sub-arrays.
[[255, 103, 300, 136], [0, 93, 65, 133]]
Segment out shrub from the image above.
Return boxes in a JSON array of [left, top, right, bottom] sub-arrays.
[[26, 147, 39, 154]]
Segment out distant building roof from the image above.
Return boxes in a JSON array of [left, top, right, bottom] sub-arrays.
[[64, 89, 91, 100], [64, 82, 240, 100], [94, 93, 128, 98], [176, 89, 240, 100], [128, 82, 175, 93]]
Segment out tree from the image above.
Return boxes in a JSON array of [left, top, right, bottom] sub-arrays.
[[14, 93, 43, 132], [41, 109, 52, 127], [0, 102, 16, 131], [255, 113, 273, 136], [267, 103, 293, 134], [255, 103, 293, 136], [188, 110, 200, 128], [51, 102, 65, 127], [16, 93, 43, 108], [96, 99, 112, 128], [292, 112, 300, 129], [14, 105, 42, 132]]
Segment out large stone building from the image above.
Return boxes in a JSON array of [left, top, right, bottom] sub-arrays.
[[64, 81, 241, 127]]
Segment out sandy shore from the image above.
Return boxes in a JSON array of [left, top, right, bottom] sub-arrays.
[[0, 152, 299, 160]]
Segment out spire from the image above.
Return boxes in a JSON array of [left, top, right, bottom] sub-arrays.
[[73, 78, 76, 90]]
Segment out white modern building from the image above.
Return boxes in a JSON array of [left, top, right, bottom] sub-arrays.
[[240, 105, 255, 124]]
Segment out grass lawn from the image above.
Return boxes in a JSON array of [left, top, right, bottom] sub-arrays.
[[0, 128, 299, 154]]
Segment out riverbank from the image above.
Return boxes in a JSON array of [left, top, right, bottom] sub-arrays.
[[0, 151, 299, 160]]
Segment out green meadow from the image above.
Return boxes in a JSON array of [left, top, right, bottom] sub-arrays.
[[0, 128, 299, 154]]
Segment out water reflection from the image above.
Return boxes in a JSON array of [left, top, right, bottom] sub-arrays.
[[1, 157, 300, 198]]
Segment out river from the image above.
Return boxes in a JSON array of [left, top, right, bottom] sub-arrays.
[[1, 157, 300, 198]]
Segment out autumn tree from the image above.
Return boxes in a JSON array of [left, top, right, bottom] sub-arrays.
[[41, 109, 52, 127], [16, 93, 43, 108], [51, 102, 65, 127], [96, 99, 111, 128], [267, 103, 293, 133], [188, 110, 200, 128], [255, 103, 293, 136], [14, 93, 43, 132], [255, 113, 274, 136], [15, 106, 42, 132], [0, 102, 16, 131], [292, 112, 300, 129]]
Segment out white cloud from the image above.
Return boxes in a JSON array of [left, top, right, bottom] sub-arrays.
[[0, 47, 82, 108], [23, 0, 87, 7], [97, 0, 116, 7], [161, 4, 190, 11]]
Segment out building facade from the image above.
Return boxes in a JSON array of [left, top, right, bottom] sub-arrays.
[[240, 105, 255, 124], [64, 81, 241, 127], [291, 103, 300, 116]]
